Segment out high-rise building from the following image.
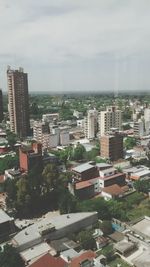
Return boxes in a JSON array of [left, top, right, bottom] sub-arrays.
[[33, 121, 50, 149], [133, 120, 144, 137], [84, 109, 98, 139], [7, 67, 30, 138], [0, 89, 3, 123], [99, 106, 122, 136], [100, 133, 123, 161]]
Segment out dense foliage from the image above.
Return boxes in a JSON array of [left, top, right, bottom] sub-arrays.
[[0, 244, 25, 267]]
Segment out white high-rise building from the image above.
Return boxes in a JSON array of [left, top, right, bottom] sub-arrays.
[[84, 109, 98, 139], [33, 121, 50, 149], [133, 119, 144, 137], [144, 108, 150, 122], [99, 106, 122, 136]]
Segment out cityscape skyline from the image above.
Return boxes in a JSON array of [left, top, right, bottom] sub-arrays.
[[1, 0, 150, 92]]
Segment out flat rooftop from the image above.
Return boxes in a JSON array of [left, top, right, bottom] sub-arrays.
[[100, 167, 116, 174], [99, 172, 125, 181], [132, 217, 150, 238], [13, 212, 97, 247], [72, 163, 95, 173], [0, 209, 13, 224], [75, 180, 93, 190], [20, 242, 54, 262]]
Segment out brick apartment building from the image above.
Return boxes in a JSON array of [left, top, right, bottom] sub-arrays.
[[100, 133, 123, 161], [19, 142, 42, 172]]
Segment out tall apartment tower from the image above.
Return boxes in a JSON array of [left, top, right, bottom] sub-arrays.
[[7, 67, 30, 138], [99, 106, 122, 136], [100, 133, 123, 161], [84, 109, 98, 139], [0, 89, 3, 122]]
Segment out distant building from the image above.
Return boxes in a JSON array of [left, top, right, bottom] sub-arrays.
[[84, 109, 98, 139], [133, 120, 144, 137], [19, 142, 42, 172], [98, 168, 126, 188], [60, 131, 70, 146], [42, 113, 59, 123], [99, 106, 122, 136], [100, 133, 123, 161], [0, 89, 3, 122], [7, 66, 30, 138], [72, 162, 99, 181], [73, 110, 83, 119], [33, 121, 50, 149]]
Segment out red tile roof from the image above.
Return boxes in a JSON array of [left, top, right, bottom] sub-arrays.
[[68, 250, 96, 267], [29, 253, 67, 267], [75, 181, 93, 190], [102, 184, 123, 196]]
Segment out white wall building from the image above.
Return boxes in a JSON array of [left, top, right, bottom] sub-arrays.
[[133, 120, 144, 137], [84, 109, 98, 139], [99, 106, 122, 136], [60, 131, 70, 146], [42, 113, 59, 123]]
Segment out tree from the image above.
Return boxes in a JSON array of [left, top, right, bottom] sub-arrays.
[[4, 178, 17, 210], [124, 137, 136, 150], [0, 244, 25, 267], [42, 163, 59, 192], [85, 147, 100, 161], [134, 180, 150, 194], [72, 143, 86, 161], [76, 230, 96, 250], [99, 220, 113, 235], [58, 188, 77, 214], [0, 155, 19, 175], [6, 130, 18, 149]]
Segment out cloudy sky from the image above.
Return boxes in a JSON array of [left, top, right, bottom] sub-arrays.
[[1, 0, 150, 93]]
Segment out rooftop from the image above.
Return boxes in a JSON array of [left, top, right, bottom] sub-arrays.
[[75, 180, 93, 190], [102, 184, 124, 196], [21, 242, 54, 262], [13, 212, 98, 247], [99, 172, 125, 181], [132, 216, 150, 238], [100, 167, 116, 174], [132, 249, 150, 267], [96, 163, 112, 168], [72, 163, 95, 173], [114, 239, 136, 254], [68, 250, 96, 267], [0, 209, 13, 224], [28, 253, 66, 267]]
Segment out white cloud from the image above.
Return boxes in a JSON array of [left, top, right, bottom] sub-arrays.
[[0, 0, 150, 92]]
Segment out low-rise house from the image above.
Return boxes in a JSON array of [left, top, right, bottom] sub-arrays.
[[50, 238, 79, 254], [96, 163, 112, 172], [114, 239, 137, 256], [101, 184, 129, 200], [123, 165, 150, 180], [74, 180, 95, 200], [72, 163, 99, 181], [61, 249, 96, 267], [98, 169, 126, 188], [28, 253, 67, 267], [0, 209, 15, 239]]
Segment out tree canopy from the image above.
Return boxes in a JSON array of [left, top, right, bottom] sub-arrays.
[[0, 244, 25, 267]]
